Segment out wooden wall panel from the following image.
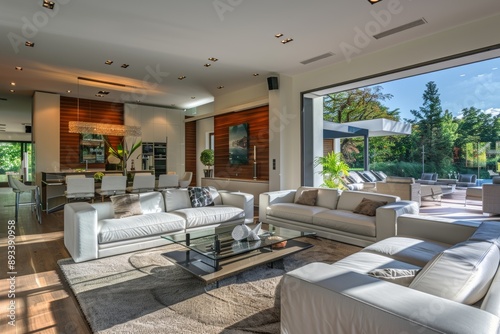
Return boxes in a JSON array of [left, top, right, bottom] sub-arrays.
[[184, 120, 197, 186], [324, 139, 334, 156], [214, 105, 269, 180], [60, 97, 123, 169]]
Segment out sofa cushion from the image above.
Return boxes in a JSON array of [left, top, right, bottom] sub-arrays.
[[368, 268, 420, 286], [333, 251, 421, 275], [110, 194, 143, 218], [313, 210, 376, 237], [336, 190, 397, 212], [98, 212, 185, 244], [293, 187, 340, 210], [187, 186, 214, 207], [268, 203, 329, 224], [295, 189, 318, 206], [163, 188, 192, 211], [138, 191, 165, 214], [469, 221, 500, 248], [173, 205, 244, 228], [353, 198, 387, 216], [410, 241, 500, 304], [363, 236, 451, 267]]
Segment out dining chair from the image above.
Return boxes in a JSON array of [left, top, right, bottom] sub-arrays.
[[127, 174, 155, 193], [178, 172, 193, 188], [96, 175, 127, 201], [8, 175, 42, 224], [156, 174, 179, 190], [65, 177, 95, 203]]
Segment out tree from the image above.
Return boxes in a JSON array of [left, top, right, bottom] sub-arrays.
[[323, 86, 402, 166], [407, 81, 457, 174]]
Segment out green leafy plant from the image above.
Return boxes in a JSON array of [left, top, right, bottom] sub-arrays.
[[200, 149, 214, 167], [104, 136, 142, 174], [314, 151, 350, 189], [93, 171, 104, 181]]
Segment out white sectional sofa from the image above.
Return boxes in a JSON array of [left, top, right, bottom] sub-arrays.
[[64, 187, 253, 262], [259, 186, 419, 247], [281, 215, 500, 334]]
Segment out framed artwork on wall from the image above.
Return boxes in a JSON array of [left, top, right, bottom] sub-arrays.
[[229, 123, 249, 164]]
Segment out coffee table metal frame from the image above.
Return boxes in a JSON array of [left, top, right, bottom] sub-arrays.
[[161, 223, 315, 286]]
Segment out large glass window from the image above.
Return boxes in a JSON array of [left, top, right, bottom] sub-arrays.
[[0, 141, 33, 183], [303, 50, 500, 184]]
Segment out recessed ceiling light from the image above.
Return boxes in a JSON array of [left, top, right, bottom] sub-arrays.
[[275, 33, 284, 38], [367, 0, 383, 4], [10, 82, 15, 86], [208, 57, 218, 62], [281, 38, 293, 44], [97, 90, 110, 95], [67, 90, 72, 93], [9, 90, 15, 93], [217, 86, 224, 89], [95, 94, 105, 98], [178, 76, 186, 80], [105, 60, 113, 65], [191, 97, 196, 99], [253, 73, 259, 76], [42, 0, 55, 9], [25, 41, 35, 47], [204, 63, 212, 67], [15, 66, 23, 71], [121, 64, 129, 68]]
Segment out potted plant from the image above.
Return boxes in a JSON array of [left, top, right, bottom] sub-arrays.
[[313, 151, 349, 189], [200, 149, 214, 177]]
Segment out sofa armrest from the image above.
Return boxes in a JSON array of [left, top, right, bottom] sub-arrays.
[[258, 190, 297, 223], [64, 202, 99, 263], [375, 200, 419, 241], [397, 214, 479, 244], [281, 263, 500, 334], [219, 191, 254, 223]]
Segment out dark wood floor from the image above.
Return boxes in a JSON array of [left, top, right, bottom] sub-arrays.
[[0, 189, 90, 334], [0, 187, 496, 334]]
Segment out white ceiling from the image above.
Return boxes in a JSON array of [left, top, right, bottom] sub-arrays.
[[1, 0, 500, 114]]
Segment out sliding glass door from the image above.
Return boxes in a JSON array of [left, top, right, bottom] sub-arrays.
[[0, 141, 33, 184]]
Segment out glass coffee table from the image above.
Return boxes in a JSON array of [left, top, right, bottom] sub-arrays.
[[161, 223, 315, 287]]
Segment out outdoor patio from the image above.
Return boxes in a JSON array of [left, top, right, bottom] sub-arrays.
[[419, 187, 498, 222]]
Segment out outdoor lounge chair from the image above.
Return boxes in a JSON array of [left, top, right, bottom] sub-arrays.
[[457, 174, 477, 187]]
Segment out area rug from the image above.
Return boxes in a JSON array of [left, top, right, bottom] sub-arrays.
[[58, 237, 361, 334]]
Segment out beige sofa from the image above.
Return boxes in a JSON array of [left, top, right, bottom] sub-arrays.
[[259, 186, 418, 247], [281, 215, 500, 333], [483, 176, 500, 215], [376, 176, 422, 205], [64, 187, 254, 262]]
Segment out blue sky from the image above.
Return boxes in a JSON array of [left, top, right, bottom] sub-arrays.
[[370, 57, 500, 121]]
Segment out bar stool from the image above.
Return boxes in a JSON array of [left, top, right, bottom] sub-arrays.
[[8, 175, 42, 224]]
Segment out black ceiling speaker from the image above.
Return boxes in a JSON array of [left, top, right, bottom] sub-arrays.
[[267, 76, 279, 90], [25, 125, 32, 133]]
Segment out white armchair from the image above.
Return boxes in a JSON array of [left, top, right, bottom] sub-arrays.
[[178, 172, 193, 188]]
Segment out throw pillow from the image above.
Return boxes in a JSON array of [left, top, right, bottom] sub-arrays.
[[187, 187, 214, 208], [352, 198, 388, 216], [368, 268, 420, 287], [295, 189, 318, 206], [110, 194, 143, 219]]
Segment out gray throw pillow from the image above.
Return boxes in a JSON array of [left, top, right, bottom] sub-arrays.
[[187, 187, 214, 207], [368, 268, 420, 286], [110, 194, 143, 218], [295, 189, 318, 206]]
